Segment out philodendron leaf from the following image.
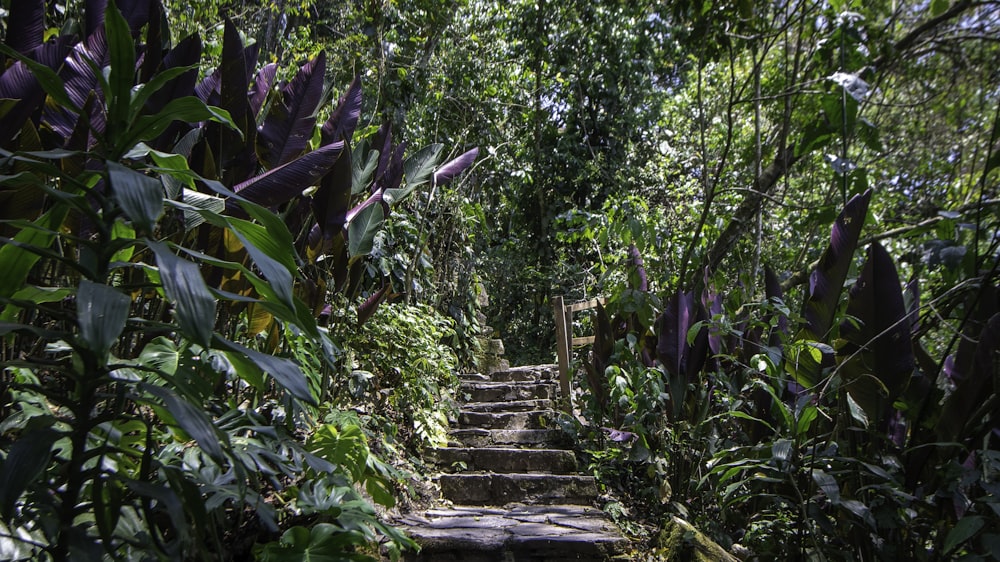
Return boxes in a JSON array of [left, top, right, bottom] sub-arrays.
[[148, 240, 216, 349], [76, 280, 130, 360], [217, 338, 316, 405], [255, 523, 368, 562], [838, 242, 914, 425], [143, 384, 225, 464], [800, 189, 872, 341], [107, 161, 163, 233]]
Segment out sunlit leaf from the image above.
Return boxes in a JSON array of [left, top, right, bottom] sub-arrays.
[[143, 384, 225, 464], [76, 280, 130, 359], [107, 161, 163, 233], [148, 240, 216, 348]]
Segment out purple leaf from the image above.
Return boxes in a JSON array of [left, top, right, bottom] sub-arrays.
[[231, 141, 344, 209], [249, 63, 278, 118], [371, 122, 392, 190], [627, 244, 648, 292], [44, 29, 109, 139], [764, 266, 787, 348], [86, 0, 109, 38], [344, 188, 387, 225], [800, 189, 872, 341], [905, 277, 921, 334], [321, 75, 362, 145], [117, 0, 154, 37], [381, 141, 406, 193], [656, 290, 708, 381], [839, 242, 914, 426], [312, 148, 353, 237], [357, 284, 390, 327], [434, 147, 479, 186], [258, 53, 326, 169], [602, 427, 637, 443], [5, 0, 45, 55], [938, 313, 1000, 442]]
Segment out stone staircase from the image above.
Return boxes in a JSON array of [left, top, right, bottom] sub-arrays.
[[397, 365, 630, 561]]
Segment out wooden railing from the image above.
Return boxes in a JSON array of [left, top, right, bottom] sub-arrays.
[[552, 295, 605, 414]]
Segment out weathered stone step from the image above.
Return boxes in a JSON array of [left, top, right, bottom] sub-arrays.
[[489, 365, 557, 382], [448, 428, 571, 449], [428, 447, 577, 474], [439, 473, 598, 505], [461, 399, 553, 412], [460, 381, 556, 402], [398, 504, 629, 562], [457, 410, 550, 430]]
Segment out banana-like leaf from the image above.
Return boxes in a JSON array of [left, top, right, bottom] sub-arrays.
[[321, 75, 362, 145], [232, 141, 344, 209], [357, 284, 391, 327], [258, 53, 326, 169], [656, 290, 708, 382], [107, 161, 164, 233], [944, 282, 996, 383], [433, 147, 479, 186], [85, 0, 108, 37], [5, 0, 45, 55], [385, 143, 443, 204], [347, 201, 385, 258], [799, 189, 871, 341], [937, 313, 1000, 443], [148, 240, 216, 348], [226, 217, 295, 309], [0, 40, 75, 143], [838, 242, 914, 425], [45, 28, 109, 139], [311, 147, 353, 239], [76, 280, 130, 359], [371, 122, 393, 190], [249, 63, 278, 118]]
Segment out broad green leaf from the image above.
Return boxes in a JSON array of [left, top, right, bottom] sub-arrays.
[[148, 240, 216, 348], [217, 338, 316, 405], [0, 206, 68, 300], [0, 427, 60, 520], [0, 285, 73, 322], [76, 280, 131, 359], [352, 141, 378, 195], [226, 218, 295, 309], [796, 403, 818, 437], [108, 161, 164, 233], [119, 98, 237, 155], [110, 220, 136, 263], [143, 384, 225, 464], [128, 65, 200, 124], [387, 143, 443, 204], [931, 0, 950, 16], [180, 189, 225, 230], [256, 524, 370, 562], [811, 469, 841, 504], [138, 336, 181, 376], [104, 0, 134, 137], [347, 202, 384, 258]]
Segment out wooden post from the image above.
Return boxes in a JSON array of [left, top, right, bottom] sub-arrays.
[[552, 295, 572, 414]]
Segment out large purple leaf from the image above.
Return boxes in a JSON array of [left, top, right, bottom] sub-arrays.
[[138, 0, 163, 83], [944, 281, 997, 384], [800, 189, 872, 341], [357, 284, 390, 327], [117, 0, 155, 37], [434, 147, 479, 186], [371, 122, 393, 191], [231, 141, 344, 209], [321, 75, 362, 145], [838, 242, 914, 426], [86, 0, 109, 38], [938, 312, 1000, 443], [627, 244, 648, 292], [249, 63, 278, 119], [656, 290, 708, 381], [258, 53, 326, 169], [5, 0, 45, 55], [312, 147, 353, 239], [381, 141, 406, 193], [144, 34, 202, 149], [764, 266, 788, 348], [44, 29, 109, 139]]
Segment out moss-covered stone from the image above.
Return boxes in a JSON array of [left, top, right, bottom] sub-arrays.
[[655, 516, 739, 561]]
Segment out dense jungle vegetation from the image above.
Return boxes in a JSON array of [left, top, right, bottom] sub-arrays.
[[0, 0, 999, 559]]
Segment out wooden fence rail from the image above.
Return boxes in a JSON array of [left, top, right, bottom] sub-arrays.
[[552, 295, 605, 414]]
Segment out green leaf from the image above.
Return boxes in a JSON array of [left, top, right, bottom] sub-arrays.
[[846, 392, 870, 428], [107, 161, 164, 233], [0, 43, 78, 111], [0, 285, 73, 322], [347, 203, 384, 258], [110, 220, 137, 263], [137, 336, 181, 376], [104, 0, 135, 137], [0, 206, 68, 300], [226, 217, 295, 309], [119, 98, 237, 155], [387, 143, 443, 204], [180, 189, 225, 230], [143, 384, 226, 464], [217, 338, 316, 405], [76, 280, 131, 359], [811, 469, 841, 504], [352, 141, 378, 195], [255, 523, 371, 562], [0, 427, 60, 520], [148, 240, 216, 348], [931, 0, 950, 16]]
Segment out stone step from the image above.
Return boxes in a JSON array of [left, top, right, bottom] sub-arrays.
[[460, 381, 556, 403], [439, 473, 598, 506], [489, 365, 557, 382], [398, 504, 629, 562], [448, 428, 571, 449], [427, 447, 578, 474], [461, 399, 553, 413], [457, 410, 551, 430]]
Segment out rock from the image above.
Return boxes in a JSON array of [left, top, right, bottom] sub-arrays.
[[655, 516, 739, 562]]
